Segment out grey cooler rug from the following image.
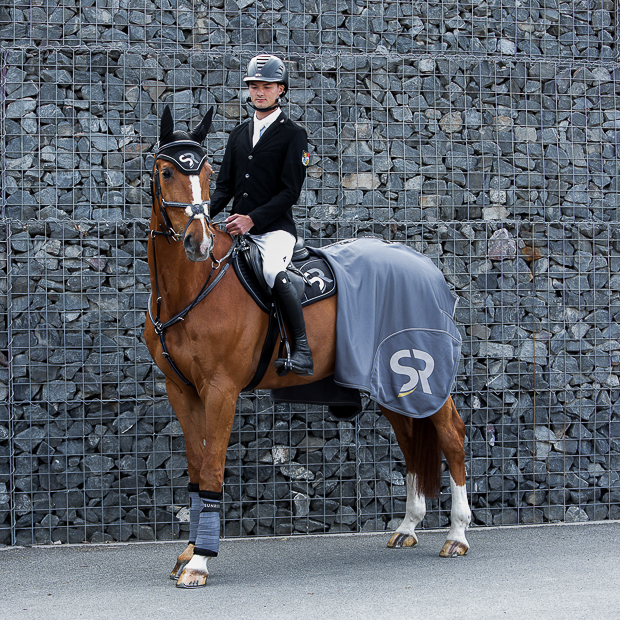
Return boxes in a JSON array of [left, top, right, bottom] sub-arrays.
[[313, 237, 462, 419]]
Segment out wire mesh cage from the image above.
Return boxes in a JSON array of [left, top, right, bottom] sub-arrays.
[[1, 2, 620, 546], [0, 1, 617, 60]]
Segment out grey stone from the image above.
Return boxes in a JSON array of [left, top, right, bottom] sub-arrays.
[[83, 455, 115, 474], [3, 9, 620, 543], [565, 506, 589, 522], [6, 99, 37, 118], [488, 228, 517, 260], [13, 428, 47, 452]]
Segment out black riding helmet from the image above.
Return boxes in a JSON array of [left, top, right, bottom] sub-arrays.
[[243, 54, 288, 96]]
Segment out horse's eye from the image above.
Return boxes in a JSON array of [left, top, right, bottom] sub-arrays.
[[162, 168, 173, 179]]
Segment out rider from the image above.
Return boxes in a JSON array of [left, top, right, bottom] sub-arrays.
[[210, 54, 313, 376]]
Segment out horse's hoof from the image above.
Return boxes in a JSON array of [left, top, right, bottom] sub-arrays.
[[387, 532, 417, 548], [170, 543, 195, 580], [439, 540, 468, 558], [170, 560, 188, 580], [176, 568, 208, 589]]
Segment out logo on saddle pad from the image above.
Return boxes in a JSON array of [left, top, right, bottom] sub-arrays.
[[303, 267, 333, 292], [390, 349, 435, 397]]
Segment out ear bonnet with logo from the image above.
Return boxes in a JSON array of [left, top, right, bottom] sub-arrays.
[[156, 105, 214, 174]]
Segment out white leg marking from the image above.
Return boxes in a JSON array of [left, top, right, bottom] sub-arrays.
[[185, 553, 209, 574], [396, 473, 426, 539], [447, 475, 471, 546]]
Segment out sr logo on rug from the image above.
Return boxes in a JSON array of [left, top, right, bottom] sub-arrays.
[[390, 349, 435, 397]]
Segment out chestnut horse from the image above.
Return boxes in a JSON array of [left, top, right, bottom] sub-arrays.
[[145, 107, 471, 589]]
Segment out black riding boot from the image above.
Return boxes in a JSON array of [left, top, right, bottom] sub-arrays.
[[272, 271, 314, 376]]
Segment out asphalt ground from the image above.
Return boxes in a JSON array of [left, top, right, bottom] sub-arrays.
[[1, 521, 618, 620]]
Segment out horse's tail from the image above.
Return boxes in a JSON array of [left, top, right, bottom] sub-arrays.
[[408, 416, 442, 499]]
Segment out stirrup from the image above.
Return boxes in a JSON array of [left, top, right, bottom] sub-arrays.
[[274, 357, 313, 377], [274, 339, 294, 377], [274, 347, 314, 377]]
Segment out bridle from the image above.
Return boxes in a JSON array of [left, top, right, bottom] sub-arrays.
[[148, 139, 239, 386], [151, 140, 212, 241]]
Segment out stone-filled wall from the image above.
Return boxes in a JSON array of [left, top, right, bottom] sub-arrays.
[[1, 2, 619, 545], [0, 0, 618, 61]]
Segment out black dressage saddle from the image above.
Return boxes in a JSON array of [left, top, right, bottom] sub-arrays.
[[232, 235, 336, 312]]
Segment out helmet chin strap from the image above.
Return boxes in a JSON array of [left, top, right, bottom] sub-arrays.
[[246, 96, 282, 113]]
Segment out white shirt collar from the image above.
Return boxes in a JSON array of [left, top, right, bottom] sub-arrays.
[[253, 108, 282, 146]]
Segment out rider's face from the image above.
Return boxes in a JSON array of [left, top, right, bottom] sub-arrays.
[[248, 81, 284, 111]]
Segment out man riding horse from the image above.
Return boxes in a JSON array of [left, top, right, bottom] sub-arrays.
[[210, 54, 314, 377], [147, 59, 470, 589]]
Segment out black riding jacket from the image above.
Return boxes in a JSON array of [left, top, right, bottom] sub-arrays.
[[210, 112, 308, 238]]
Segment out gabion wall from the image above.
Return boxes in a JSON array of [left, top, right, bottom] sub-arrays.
[[1, 2, 619, 546]]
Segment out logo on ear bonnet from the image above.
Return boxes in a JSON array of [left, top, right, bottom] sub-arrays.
[[179, 152, 199, 168]]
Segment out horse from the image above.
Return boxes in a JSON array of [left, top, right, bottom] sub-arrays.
[[144, 106, 472, 589]]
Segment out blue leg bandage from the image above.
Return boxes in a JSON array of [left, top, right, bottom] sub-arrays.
[[194, 491, 222, 557], [188, 483, 201, 545]]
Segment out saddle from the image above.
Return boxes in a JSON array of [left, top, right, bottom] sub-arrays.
[[232, 236, 336, 313], [233, 236, 362, 419]]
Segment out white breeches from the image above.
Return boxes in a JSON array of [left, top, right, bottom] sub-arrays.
[[249, 230, 296, 288]]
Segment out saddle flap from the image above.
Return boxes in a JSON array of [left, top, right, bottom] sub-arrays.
[[232, 241, 272, 312], [244, 238, 269, 292]]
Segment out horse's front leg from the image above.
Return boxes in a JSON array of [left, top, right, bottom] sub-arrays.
[[175, 382, 239, 589], [162, 380, 206, 581]]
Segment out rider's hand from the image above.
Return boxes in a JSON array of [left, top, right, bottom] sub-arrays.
[[225, 214, 254, 235]]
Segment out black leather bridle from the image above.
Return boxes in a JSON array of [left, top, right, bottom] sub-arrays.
[[150, 139, 212, 243], [148, 140, 238, 387]]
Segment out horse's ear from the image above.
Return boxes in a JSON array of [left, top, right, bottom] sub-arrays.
[[160, 105, 174, 146], [190, 106, 214, 144]]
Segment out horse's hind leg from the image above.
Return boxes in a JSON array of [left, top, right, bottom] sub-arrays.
[[431, 397, 471, 557], [389, 473, 426, 548], [382, 397, 470, 556], [380, 407, 439, 549]]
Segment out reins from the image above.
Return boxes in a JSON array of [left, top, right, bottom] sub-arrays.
[[148, 145, 238, 387], [147, 233, 237, 387]]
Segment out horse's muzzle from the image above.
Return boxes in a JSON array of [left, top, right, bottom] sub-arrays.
[[183, 228, 212, 262]]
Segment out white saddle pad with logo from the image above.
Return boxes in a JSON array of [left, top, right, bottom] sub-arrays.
[[313, 237, 462, 419]]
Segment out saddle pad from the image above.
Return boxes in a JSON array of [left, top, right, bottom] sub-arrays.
[[233, 247, 336, 312]]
